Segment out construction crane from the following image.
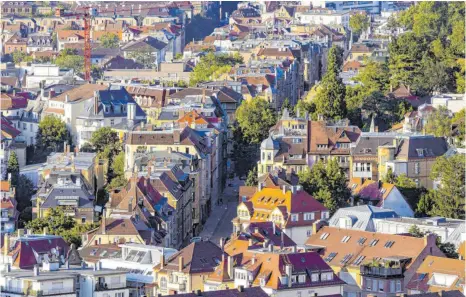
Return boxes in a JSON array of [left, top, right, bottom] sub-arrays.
[[55, 3, 189, 82]]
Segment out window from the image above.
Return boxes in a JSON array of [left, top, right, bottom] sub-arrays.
[[372, 279, 378, 291], [416, 148, 424, 157], [320, 232, 330, 240], [23, 123, 26, 130], [390, 280, 395, 293], [321, 211, 329, 219], [379, 280, 384, 291], [321, 272, 333, 281], [267, 153, 272, 161], [81, 217, 86, 224], [30, 123, 33, 131], [341, 235, 351, 243], [366, 163, 371, 172], [415, 162, 420, 174], [298, 274, 306, 283], [311, 273, 319, 282], [110, 119, 114, 125], [366, 278, 371, 290], [52, 282, 64, 289], [307, 230, 312, 236], [325, 252, 337, 262], [291, 214, 298, 222], [396, 280, 402, 292], [304, 212, 315, 221]]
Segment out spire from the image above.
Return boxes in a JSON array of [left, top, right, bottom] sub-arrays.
[[369, 114, 376, 133]]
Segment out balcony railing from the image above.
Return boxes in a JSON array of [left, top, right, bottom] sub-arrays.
[[167, 282, 186, 292], [360, 266, 403, 278], [95, 282, 126, 291], [31, 288, 76, 296], [1, 285, 23, 294]]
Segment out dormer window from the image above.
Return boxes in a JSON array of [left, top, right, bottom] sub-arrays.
[[416, 148, 424, 157]]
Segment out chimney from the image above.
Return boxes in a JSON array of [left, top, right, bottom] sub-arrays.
[[282, 185, 286, 194], [251, 254, 256, 264], [65, 94, 70, 103], [6, 263, 11, 273], [248, 238, 253, 246], [424, 233, 437, 251], [101, 208, 106, 235], [285, 264, 292, 288], [127, 102, 136, 122], [173, 130, 181, 144], [33, 265, 40, 276], [268, 244, 273, 252], [254, 227, 259, 234], [219, 237, 224, 250], [179, 256, 184, 272], [3, 233, 10, 256], [94, 91, 99, 115], [202, 88, 206, 103], [63, 141, 67, 153], [258, 182, 263, 191], [227, 256, 234, 278], [272, 223, 276, 235], [50, 88, 55, 97], [160, 251, 165, 268]]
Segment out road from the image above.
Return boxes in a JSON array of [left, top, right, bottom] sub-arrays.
[[199, 177, 243, 246]]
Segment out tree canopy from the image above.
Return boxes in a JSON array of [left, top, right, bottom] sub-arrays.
[[190, 52, 243, 86], [55, 48, 84, 74], [424, 106, 452, 137], [100, 33, 119, 48], [349, 14, 370, 35], [36, 115, 69, 151], [298, 159, 350, 214], [313, 46, 347, 120], [235, 98, 277, 144], [7, 152, 19, 186], [245, 167, 258, 186]]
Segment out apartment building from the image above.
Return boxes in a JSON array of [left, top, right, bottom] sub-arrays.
[[350, 133, 449, 189], [306, 226, 445, 297], [154, 241, 225, 296], [233, 185, 329, 245], [32, 172, 97, 224], [0, 179, 18, 234]]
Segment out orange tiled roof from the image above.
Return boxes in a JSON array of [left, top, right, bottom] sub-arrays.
[[0, 180, 10, 192]]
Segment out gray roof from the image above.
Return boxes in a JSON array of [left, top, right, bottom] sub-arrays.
[[446, 222, 465, 247], [407, 291, 464, 297], [122, 36, 167, 52], [352, 133, 397, 156], [329, 205, 399, 232], [261, 135, 279, 150]]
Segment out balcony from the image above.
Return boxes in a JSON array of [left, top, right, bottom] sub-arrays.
[[360, 265, 403, 278], [95, 282, 126, 291], [31, 288, 76, 296], [1, 285, 24, 294], [167, 282, 186, 292]]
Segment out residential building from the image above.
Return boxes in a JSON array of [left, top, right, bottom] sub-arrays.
[[233, 185, 329, 245], [406, 256, 465, 295], [154, 241, 225, 296], [296, 10, 350, 28], [0, 179, 18, 234], [32, 172, 97, 224], [106, 176, 175, 248], [167, 287, 269, 297], [26, 34, 53, 53], [18, 98, 45, 146], [431, 93, 466, 114], [56, 30, 85, 51], [373, 217, 465, 246], [350, 133, 449, 189], [25, 64, 75, 89], [306, 226, 445, 297], [0, 116, 26, 171], [122, 36, 168, 66], [325, 1, 382, 14], [1, 2, 35, 16], [0, 92, 28, 131], [232, 249, 345, 297], [4, 34, 27, 55], [75, 86, 146, 147], [100, 243, 178, 297], [79, 268, 130, 297], [328, 205, 399, 232], [349, 178, 414, 217], [1, 233, 69, 270]]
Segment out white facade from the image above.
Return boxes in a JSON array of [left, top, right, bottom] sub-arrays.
[[25, 65, 74, 89], [296, 11, 350, 28], [431, 94, 466, 114], [79, 270, 129, 297]]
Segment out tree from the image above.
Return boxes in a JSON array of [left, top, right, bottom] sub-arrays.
[[392, 174, 426, 212], [382, 167, 397, 184], [15, 175, 34, 213], [245, 168, 258, 186], [235, 98, 277, 144], [424, 106, 452, 137], [313, 46, 347, 120], [451, 108, 465, 146], [416, 191, 435, 217], [437, 241, 459, 259], [7, 152, 19, 186], [174, 53, 183, 60], [298, 159, 350, 214], [100, 33, 119, 48], [428, 154, 465, 219], [11, 51, 33, 64], [190, 52, 243, 86], [54, 49, 84, 73], [408, 225, 424, 238], [349, 13, 370, 35], [25, 207, 98, 247], [127, 50, 155, 69], [354, 61, 390, 93], [90, 127, 121, 154], [37, 115, 69, 151], [282, 98, 294, 116]]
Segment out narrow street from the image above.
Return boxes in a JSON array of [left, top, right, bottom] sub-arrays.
[[199, 177, 243, 246]]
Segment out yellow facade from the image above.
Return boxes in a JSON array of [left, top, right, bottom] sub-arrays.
[[88, 233, 145, 245], [154, 269, 212, 295]]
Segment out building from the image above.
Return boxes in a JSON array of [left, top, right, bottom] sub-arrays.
[[325, 1, 382, 14], [431, 93, 466, 114], [1, 2, 35, 16], [306, 226, 445, 297], [79, 268, 130, 297], [406, 256, 465, 295], [32, 172, 97, 224], [25, 64, 75, 89], [233, 185, 329, 245], [166, 287, 269, 297], [232, 249, 345, 297], [122, 36, 168, 66], [350, 133, 449, 189], [106, 176, 175, 248], [74, 86, 146, 147], [296, 10, 350, 28], [328, 205, 399, 232], [373, 217, 465, 246], [18, 98, 45, 146], [100, 243, 178, 297], [0, 179, 18, 233], [154, 241, 225, 296], [349, 178, 414, 217]]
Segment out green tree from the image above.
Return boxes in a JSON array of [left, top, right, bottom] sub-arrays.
[[235, 98, 277, 144], [7, 152, 19, 186], [451, 109, 465, 146], [393, 174, 426, 211], [26, 207, 97, 247], [298, 159, 350, 214], [416, 190, 435, 217], [354, 61, 390, 93], [313, 46, 346, 120], [437, 241, 459, 259], [428, 154, 465, 219], [190, 52, 243, 86], [36, 115, 69, 151], [174, 53, 183, 60], [90, 127, 121, 154], [349, 13, 370, 35], [11, 51, 33, 64], [128, 50, 155, 68], [424, 106, 451, 137], [15, 175, 34, 213], [382, 167, 397, 184], [245, 167, 258, 186], [408, 225, 424, 238], [100, 33, 119, 48], [55, 49, 84, 73]]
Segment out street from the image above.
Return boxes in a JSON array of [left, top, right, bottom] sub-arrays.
[[199, 177, 242, 246]]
